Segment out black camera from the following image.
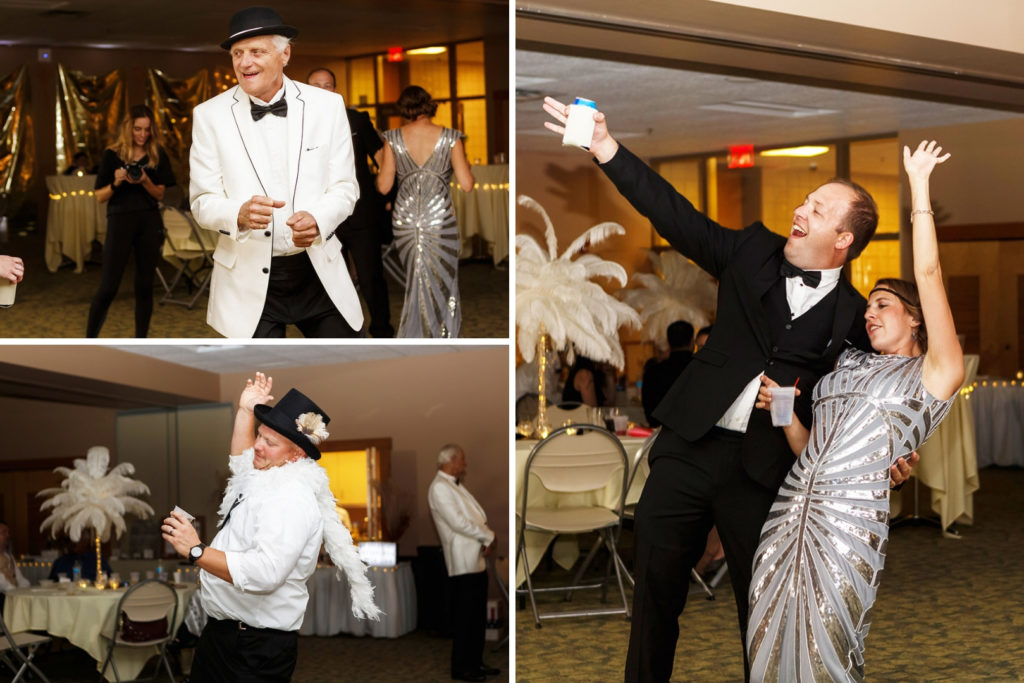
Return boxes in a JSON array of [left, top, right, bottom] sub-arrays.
[[124, 161, 145, 182]]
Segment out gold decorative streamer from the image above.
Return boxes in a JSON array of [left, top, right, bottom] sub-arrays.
[[54, 64, 126, 174], [146, 67, 233, 191], [0, 65, 35, 201]]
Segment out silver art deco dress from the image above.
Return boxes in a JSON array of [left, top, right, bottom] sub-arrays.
[[747, 349, 953, 682], [382, 127, 462, 338]]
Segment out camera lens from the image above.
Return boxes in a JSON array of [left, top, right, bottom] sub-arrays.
[[126, 165, 143, 182]]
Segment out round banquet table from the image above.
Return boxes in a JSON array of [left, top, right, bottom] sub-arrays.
[[299, 563, 416, 638], [4, 582, 196, 682], [515, 434, 648, 586]]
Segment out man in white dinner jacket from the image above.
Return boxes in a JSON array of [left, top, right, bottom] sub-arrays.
[[189, 6, 363, 338], [428, 444, 500, 682]]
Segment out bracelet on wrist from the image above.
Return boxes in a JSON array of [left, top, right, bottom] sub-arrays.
[[911, 209, 934, 218]]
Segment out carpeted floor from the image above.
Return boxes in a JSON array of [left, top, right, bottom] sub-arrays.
[[14, 629, 510, 682], [516, 467, 1024, 682], [0, 221, 508, 339]]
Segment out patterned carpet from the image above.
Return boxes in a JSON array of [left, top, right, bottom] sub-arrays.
[[0, 223, 507, 339], [17, 630, 510, 682], [515, 467, 1024, 682]]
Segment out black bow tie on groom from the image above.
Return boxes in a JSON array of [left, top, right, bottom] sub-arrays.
[[780, 258, 822, 288], [250, 97, 287, 121]]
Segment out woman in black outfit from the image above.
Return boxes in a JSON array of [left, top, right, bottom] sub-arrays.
[[87, 104, 175, 337]]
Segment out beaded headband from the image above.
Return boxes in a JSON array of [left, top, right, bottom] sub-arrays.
[[868, 286, 916, 307]]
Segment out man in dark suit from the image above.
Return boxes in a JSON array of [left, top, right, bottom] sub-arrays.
[[543, 97, 915, 682], [308, 68, 394, 337], [641, 320, 694, 427]]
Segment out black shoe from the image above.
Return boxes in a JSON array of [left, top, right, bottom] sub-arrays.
[[452, 672, 486, 682], [479, 664, 500, 676]]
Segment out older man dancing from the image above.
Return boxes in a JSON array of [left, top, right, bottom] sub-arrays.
[[189, 6, 364, 337]]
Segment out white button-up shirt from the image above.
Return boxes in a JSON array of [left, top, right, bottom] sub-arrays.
[[716, 266, 843, 432], [248, 86, 302, 257], [200, 450, 323, 631]]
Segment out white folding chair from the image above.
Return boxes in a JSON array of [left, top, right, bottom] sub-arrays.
[[0, 603, 51, 683], [99, 579, 178, 682], [516, 424, 631, 628], [158, 206, 214, 309]]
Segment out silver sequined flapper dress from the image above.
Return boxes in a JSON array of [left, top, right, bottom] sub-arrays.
[[747, 349, 953, 682], [382, 127, 462, 338]]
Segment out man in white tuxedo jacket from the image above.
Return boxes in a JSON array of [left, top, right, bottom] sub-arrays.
[[428, 444, 499, 682], [189, 6, 363, 338]]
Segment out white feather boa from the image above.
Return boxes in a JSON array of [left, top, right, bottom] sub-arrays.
[[218, 450, 382, 620]]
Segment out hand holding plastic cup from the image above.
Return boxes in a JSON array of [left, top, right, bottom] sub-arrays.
[[769, 386, 796, 427]]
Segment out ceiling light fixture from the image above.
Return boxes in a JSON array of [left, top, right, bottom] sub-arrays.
[[700, 101, 838, 118], [760, 146, 831, 157], [406, 46, 446, 55]]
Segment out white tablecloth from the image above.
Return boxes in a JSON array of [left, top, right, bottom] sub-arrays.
[[299, 563, 416, 638], [44, 174, 107, 273], [971, 379, 1024, 467], [452, 164, 508, 264], [4, 583, 195, 682], [905, 355, 980, 533], [515, 434, 647, 586]]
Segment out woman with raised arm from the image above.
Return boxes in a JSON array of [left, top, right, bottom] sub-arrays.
[[748, 140, 964, 681]]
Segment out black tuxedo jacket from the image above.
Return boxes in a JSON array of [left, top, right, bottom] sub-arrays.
[[601, 145, 872, 488]]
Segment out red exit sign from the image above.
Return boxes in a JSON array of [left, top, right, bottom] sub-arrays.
[[728, 144, 754, 168]]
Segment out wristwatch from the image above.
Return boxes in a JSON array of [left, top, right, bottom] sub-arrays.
[[188, 543, 207, 565]]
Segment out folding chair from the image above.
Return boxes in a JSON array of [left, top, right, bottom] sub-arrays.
[[158, 206, 214, 309], [0, 602, 51, 683], [99, 579, 179, 682], [516, 425, 632, 628], [619, 429, 716, 600]]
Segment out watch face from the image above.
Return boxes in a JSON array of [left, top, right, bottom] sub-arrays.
[[191, 545, 202, 559]]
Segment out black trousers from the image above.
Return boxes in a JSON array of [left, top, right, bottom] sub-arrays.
[[189, 618, 298, 683], [624, 428, 778, 683], [450, 570, 488, 677], [86, 209, 163, 337], [254, 251, 361, 338], [341, 225, 393, 338]]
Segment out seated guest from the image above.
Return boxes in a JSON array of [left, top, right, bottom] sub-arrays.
[[63, 151, 96, 175], [0, 520, 29, 611], [48, 537, 113, 582], [641, 320, 695, 427], [562, 356, 609, 407]]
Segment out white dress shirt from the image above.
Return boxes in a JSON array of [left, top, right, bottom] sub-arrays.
[[200, 449, 323, 631], [0, 550, 29, 592], [716, 266, 843, 432], [428, 470, 495, 577], [249, 86, 302, 257]]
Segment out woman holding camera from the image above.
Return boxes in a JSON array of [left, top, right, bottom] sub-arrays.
[[88, 104, 175, 337]]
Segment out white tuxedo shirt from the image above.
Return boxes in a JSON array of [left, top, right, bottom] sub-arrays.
[[428, 470, 495, 577], [189, 76, 364, 338]]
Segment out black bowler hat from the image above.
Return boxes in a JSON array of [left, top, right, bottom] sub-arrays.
[[254, 389, 330, 460], [221, 6, 298, 50]]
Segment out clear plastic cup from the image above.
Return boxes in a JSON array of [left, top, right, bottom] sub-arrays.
[[612, 414, 629, 435], [770, 386, 796, 427]]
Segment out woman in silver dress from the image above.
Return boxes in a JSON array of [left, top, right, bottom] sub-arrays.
[[377, 86, 475, 338], [748, 140, 965, 681]]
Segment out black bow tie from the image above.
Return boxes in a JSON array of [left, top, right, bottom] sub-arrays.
[[780, 258, 821, 288], [251, 98, 287, 121]]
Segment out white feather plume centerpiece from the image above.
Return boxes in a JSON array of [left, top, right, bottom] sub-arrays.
[[516, 195, 640, 368], [619, 249, 718, 349], [37, 446, 154, 582], [517, 195, 640, 437]]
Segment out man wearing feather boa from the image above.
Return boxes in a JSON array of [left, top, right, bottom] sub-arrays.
[[163, 372, 379, 681]]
